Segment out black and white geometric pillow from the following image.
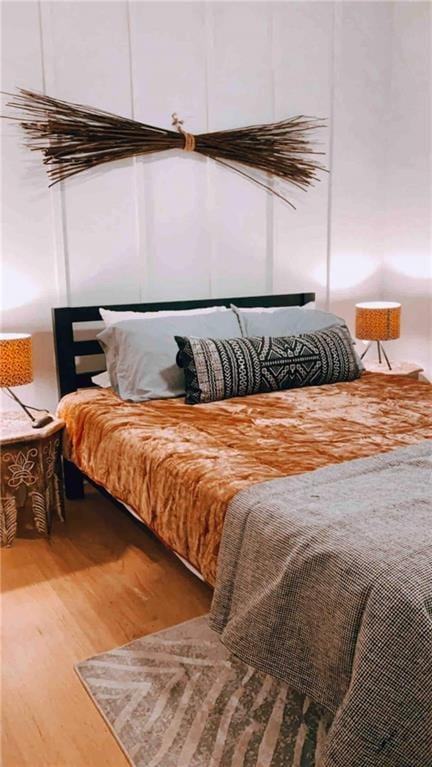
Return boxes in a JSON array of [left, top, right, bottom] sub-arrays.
[[175, 324, 361, 405]]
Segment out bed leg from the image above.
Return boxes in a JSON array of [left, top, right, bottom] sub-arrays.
[[63, 459, 85, 500]]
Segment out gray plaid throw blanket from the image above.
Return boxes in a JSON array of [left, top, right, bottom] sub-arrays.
[[210, 441, 432, 767]]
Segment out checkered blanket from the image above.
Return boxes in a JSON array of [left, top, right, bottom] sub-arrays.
[[210, 441, 432, 767]]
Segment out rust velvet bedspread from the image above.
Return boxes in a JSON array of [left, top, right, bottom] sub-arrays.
[[58, 373, 432, 585]]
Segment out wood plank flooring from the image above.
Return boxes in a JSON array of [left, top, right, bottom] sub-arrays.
[[1, 488, 212, 767]]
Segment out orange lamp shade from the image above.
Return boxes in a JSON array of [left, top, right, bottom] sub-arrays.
[[0, 333, 33, 387], [355, 302, 401, 341]]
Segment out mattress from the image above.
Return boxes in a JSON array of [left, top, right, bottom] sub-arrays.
[[58, 372, 432, 585]]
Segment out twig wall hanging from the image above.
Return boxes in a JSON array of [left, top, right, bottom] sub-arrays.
[[3, 89, 327, 208]]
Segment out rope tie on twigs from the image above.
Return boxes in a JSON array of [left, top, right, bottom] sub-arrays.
[[183, 132, 196, 152], [172, 112, 196, 152]]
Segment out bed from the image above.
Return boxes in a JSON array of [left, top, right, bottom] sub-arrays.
[[53, 293, 432, 766], [53, 292, 431, 584]]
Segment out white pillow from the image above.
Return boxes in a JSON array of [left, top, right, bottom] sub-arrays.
[[99, 305, 228, 326], [92, 371, 110, 387]]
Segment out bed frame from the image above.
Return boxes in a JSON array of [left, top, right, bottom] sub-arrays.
[[52, 291, 315, 499]]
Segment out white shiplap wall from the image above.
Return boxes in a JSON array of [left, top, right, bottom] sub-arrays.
[[3, 1, 429, 411], [383, 2, 432, 375]]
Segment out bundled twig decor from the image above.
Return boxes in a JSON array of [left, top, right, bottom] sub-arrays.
[[3, 88, 326, 207]]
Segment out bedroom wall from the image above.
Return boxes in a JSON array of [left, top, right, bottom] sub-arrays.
[[382, 1, 431, 375], [1, 1, 428, 411]]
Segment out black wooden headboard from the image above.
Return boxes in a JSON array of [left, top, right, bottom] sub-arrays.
[[51, 292, 315, 399]]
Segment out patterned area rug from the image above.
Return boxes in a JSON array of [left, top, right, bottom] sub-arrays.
[[76, 616, 331, 767]]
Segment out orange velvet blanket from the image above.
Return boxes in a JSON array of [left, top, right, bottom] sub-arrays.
[[58, 373, 432, 585]]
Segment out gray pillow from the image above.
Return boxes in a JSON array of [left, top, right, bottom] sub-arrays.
[[231, 304, 364, 371], [231, 305, 346, 336], [97, 310, 241, 401]]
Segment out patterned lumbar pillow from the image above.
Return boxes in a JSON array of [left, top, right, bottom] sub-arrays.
[[175, 324, 361, 405]]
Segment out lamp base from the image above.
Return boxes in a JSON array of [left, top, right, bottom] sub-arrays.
[[360, 341, 392, 370], [32, 414, 54, 429]]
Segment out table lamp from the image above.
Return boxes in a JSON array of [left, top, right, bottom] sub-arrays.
[[0, 333, 53, 428], [355, 302, 401, 370]]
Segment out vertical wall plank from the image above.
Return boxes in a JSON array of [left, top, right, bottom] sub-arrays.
[[43, 0, 140, 306], [1, 1, 59, 409], [272, 1, 333, 306], [129, 1, 209, 300], [329, 2, 392, 330], [206, 1, 273, 298], [383, 2, 431, 375]]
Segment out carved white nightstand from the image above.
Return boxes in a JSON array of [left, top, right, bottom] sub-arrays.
[[0, 412, 65, 546]]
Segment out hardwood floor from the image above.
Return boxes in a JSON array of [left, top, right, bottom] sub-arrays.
[[1, 487, 212, 767]]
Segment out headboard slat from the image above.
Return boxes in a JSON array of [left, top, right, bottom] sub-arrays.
[[75, 371, 105, 389], [74, 340, 103, 356]]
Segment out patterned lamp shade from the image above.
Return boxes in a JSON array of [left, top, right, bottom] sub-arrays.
[[355, 302, 401, 341], [0, 333, 33, 387]]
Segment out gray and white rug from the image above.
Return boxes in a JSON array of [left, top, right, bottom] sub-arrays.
[[76, 616, 331, 767]]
